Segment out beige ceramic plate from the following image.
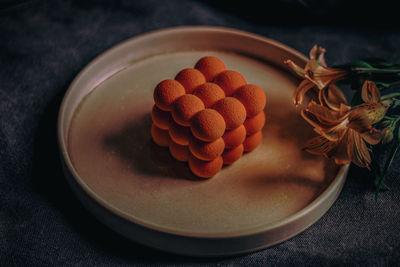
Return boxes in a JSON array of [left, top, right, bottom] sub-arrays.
[[58, 26, 349, 257]]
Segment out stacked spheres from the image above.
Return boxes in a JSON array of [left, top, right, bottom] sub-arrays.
[[151, 56, 266, 178]]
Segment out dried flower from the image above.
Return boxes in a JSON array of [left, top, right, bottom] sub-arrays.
[[285, 45, 348, 106], [285, 44, 400, 198], [301, 81, 390, 168]]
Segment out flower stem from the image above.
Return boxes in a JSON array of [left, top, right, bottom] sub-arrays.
[[382, 92, 400, 100], [354, 67, 400, 74]]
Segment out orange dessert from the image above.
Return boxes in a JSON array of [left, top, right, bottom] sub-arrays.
[[233, 84, 266, 117], [153, 79, 185, 111], [151, 124, 170, 147], [193, 82, 225, 108], [189, 137, 225, 161], [169, 140, 190, 162], [190, 109, 226, 142], [168, 121, 191, 146], [171, 94, 205, 126], [151, 105, 172, 130], [175, 68, 206, 94], [213, 70, 246, 96], [151, 56, 267, 178], [222, 125, 246, 149], [222, 144, 244, 165], [212, 97, 246, 130], [243, 111, 266, 135], [243, 131, 263, 152], [188, 155, 224, 178], [194, 56, 227, 81]]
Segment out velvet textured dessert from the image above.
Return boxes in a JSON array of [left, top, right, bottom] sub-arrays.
[[175, 68, 206, 94], [212, 97, 247, 130], [153, 79, 185, 111], [213, 70, 246, 96], [151, 124, 170, 147], [222, 144, 244, 165], [194, 56, 227, 81], [171, 94, 205, 126], [151, 105, 172, 130], [233, 84, 266, 117], [168, 121, 191, 146], [189, 137, 225, 161], [169, 140, 190, 162], [190, 109, 226, 142], [222, 125, 246, 149], [151, 56, 267, 178], [243, 111, 266, 135], [193, 82, 226, 108]]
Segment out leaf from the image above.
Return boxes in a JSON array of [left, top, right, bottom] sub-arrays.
[[363, 58, 395, 68], [374, 81, 390, 90], [350, 60, 374, 69], [393, 100, 400, 108], [362, 58, 400, 69]]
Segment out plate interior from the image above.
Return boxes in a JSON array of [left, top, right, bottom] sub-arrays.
[[67, 50, 339, 236]]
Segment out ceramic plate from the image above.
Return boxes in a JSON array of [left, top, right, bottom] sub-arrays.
[[58, 26, 349, 257]]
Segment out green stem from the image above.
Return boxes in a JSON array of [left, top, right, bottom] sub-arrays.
[[382, 93, 400, 100], [354, 67, 400, 74]]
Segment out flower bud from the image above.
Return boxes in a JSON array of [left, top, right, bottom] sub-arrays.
[[381, 126, 394, 144]]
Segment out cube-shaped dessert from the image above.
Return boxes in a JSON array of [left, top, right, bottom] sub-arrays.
[[151, 56, 266, 178]]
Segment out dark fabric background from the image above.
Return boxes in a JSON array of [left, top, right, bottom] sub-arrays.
[[1, 0, 400, 266]]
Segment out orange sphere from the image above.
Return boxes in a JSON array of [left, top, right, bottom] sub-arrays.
[[213, 70, 246, 96], [192, 82, 226, 108], [188, 155, 223, 178], [168, 121, 191, 146], [169, 140, 190, 162], [175, 68, 206, 94], [171, 94, 205, 126], [153, 79, 185, 111], [222, 144, 244, 165], [233, 84, 266, 117], [244, 111, 266, 135], [194, 56, 227, 81], [151, 124, 170, 147], [212, 97, 246, 130], [222, 124, 246, 149], [151, 105, 172, 130], [243, 131, 262, 152], [190, 109, 226, 142], [189, 137, 225, 161]]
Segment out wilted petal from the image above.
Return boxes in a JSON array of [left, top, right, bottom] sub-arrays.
[[307, 66, 348, 90], [302, 135, 335, 155], [361, 80, 381, 104], [347, 106, 373, 133], [347, 129, 371, 169], [321, 84, 348, 112], [309, 45, 327, 67], [293, 79, 315, 106], [349, 103, 389, 129], [326, 130, 351, 164], [284, 60, 306, 78], [306, 101, 344, 124], [313, 119, 348, 142], [339, 103, 351, 117], [361, 129, 381, 145]]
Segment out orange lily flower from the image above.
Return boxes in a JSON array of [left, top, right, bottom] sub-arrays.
[[301, 81, 392, 168], [285, 45, 348, 106]]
